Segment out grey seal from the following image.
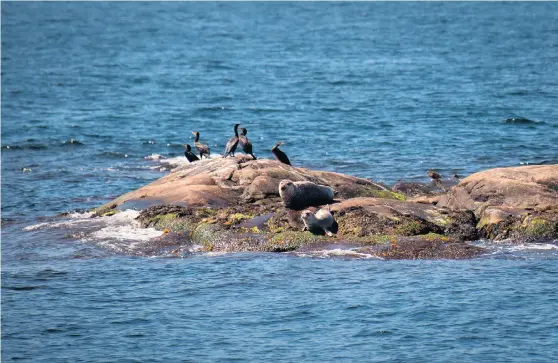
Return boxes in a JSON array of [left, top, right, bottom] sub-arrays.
[[279, 179, 335, 210], [301, 207, 335, 236]]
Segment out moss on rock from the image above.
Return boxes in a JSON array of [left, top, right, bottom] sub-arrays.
[[226, 212, 255, 225], [395, 220, 429, 236], [100, 209, 120, 217], [356, 187, 406, 201], [523, 216, 558, 239], [91, 203, 117, 217], [264, 231, 327, 252]]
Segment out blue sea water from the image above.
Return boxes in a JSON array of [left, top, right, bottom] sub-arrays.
[[2, 2, 558, 362]]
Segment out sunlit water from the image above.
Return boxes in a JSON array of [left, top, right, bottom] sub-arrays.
[[2, 2, 558, 362]]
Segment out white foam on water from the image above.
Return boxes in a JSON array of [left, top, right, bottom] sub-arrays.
[[68, 211, 94, 219], [23, 211, 98, 231], [144, 153, 164, 161], [204, 251, 232, 257], [24, 210, 165, 253], [78, 210, 164, 251], [159, 156, 190, 168], [88, 224, 162, 242], [295, 248, 381, 260], [144, 152, 224, 173], [506, 243, 558, 252], [474, 239, 558, 256], [23, 222, 51, 231]]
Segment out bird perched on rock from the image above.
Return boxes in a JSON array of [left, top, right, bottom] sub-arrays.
[[223, 123, 240, 158], [192, 131, 210, 159], [271, 141, 291, 165], [184, 144, 199, 163], [239, 127, 257, 160]]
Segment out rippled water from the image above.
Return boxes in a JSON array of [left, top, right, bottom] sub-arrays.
[[2, 2, 558, 362]]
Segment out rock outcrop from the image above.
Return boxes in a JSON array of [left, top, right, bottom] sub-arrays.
[[93, 159, 558, 259], [94, 158, 491, 259], [437, 165, 558, 241], [99, 158, 398, 211]]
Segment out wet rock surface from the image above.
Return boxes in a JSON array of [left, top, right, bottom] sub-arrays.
[[95, 160, 558, 259]]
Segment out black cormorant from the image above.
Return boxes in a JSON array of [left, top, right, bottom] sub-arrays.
[[223, 123, 240, 158], [272, 141, 291, 165], [239, 127, 257, 160], [184, 144, 200, 163], [192, 131, 210, 159]]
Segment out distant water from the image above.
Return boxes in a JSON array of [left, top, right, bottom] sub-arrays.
[[2, 2, 558, 362]]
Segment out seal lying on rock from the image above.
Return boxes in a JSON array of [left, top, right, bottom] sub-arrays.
[[279, 179, 335, 210], [301, 207, 336, 236]]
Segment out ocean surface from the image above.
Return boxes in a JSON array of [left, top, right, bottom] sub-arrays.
[[2, 2, 558, 362]]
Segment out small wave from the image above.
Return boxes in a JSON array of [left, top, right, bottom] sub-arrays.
[[204, 61, 235, 70], [159, 156, 190, 169], [195, 106, 231, 112], [294, 248, 381, 259], [24, 210, 167, 255], [246, 107, 284, 113], [23, 222, 50, 231], [504, 117, 543, 125], [2, 143, 48, 150], [1, 217, 19, 227], [82, 133, 113, 139], [67, 211, 95, 219], [144, 153, 165, 161], [527, 159, 558, 166], [475, 240, 558, 256], [100, 151, 130, 159], [506, 243, 558, 252], [132, 76, 151, 84], [61, 139, 84, 146], [507, 90, 530, 96], [144, 153, 217, 171], [23, 211, 95, 231], [86, 224, 163, 243], [327, 80, 364, 86], [165, 143, 188, 148], [4, 285, 47, 291], [321, 106, 354, 112]]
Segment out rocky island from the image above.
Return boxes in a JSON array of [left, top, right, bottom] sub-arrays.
[[93, 158, 558, 259]]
